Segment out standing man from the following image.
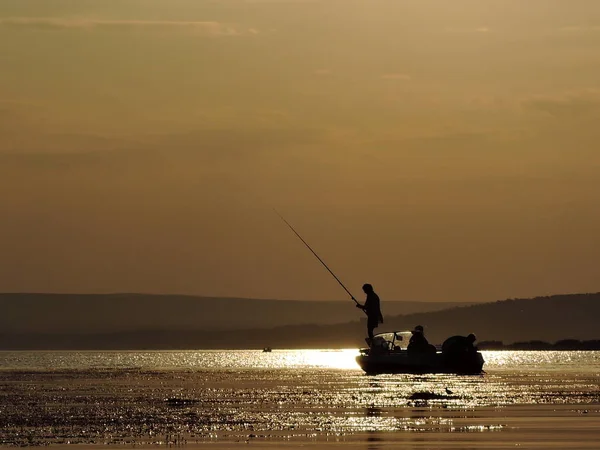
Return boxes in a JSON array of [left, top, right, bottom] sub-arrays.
[[356, 283, 384, 343]]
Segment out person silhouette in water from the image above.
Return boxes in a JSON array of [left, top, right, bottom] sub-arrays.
[[356, 283, 384, 343]]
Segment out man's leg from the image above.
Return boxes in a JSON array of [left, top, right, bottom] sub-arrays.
[[368, 325, 375, 340]]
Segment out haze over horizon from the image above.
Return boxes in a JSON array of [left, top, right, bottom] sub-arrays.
[[2, 0, 599, 302]]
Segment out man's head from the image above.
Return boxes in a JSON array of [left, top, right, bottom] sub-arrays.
[[362, 283, 373, 293], [467, 333, 477, 343], [412, 325, 424, 334]]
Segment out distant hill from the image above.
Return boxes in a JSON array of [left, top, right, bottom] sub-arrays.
[[0, 293, 472, 334], [1, 293, 599, 350], [371, 292, 600, 344]]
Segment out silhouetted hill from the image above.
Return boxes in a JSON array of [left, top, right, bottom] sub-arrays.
[[1, 293, 598, 350], [478, 339, 600, 350], [374, 292, 600, 344], [0, 293, 472, 334]]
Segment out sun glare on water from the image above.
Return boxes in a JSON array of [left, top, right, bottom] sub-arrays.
[[280, 349, 361, 369]]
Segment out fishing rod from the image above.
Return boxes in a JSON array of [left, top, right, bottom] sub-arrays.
[[274, 209, 361, 307]]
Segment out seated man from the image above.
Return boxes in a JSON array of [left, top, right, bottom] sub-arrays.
[[407, 325, 435, 353], [369, 335, 392, 354], [442, 333, 478, 356]]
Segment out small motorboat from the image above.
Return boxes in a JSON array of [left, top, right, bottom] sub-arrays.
[[262, 347, 272, 353], [356, 331, 484, 375]]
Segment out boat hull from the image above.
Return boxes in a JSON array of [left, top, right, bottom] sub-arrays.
[[356, 351, 484, 375]]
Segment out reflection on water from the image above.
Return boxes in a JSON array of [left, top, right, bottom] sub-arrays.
[[0, 349, 362, 370], [2, 349, 600, 371], [0, 350, 599, 446], [364, 407, 384, 450]]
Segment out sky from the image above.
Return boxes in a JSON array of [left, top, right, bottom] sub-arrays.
[[1, 0, 599, 302]]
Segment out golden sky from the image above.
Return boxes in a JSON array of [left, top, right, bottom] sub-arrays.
[[1, 0, 599, 301]]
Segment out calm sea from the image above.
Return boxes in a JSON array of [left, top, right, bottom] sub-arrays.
[[1, 350, 599, 447]]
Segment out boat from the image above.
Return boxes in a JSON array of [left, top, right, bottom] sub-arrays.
[[356, 331, 485, 375], [262, 347, 272, 353]]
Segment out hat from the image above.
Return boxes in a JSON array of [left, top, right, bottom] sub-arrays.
[[411, 325, 424, 333]]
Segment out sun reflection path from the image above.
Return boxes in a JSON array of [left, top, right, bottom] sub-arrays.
[[1, 350, 600, 446], [280, 349, 361, 370]]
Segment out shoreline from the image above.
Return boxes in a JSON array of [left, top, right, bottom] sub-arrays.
[[2, 346, 600, 351]]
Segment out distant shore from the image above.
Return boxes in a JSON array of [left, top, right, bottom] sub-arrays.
[[3, 292, 600, 349], [478, 339, 600, 351], [1, 340, 600, 351]]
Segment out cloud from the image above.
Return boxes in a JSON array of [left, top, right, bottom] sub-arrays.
[[559, 26, 600, 33], [0, 17, 256, 36], [444, 26, 491, 34], [0, 100, 50, 140], [146, 127, 327, 160], [0, 125, 327, 164], [380, 73, 411, 81], [524, 90, 600, 118]]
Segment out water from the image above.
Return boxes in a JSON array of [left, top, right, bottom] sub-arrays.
[[0, 350, 599, 447]]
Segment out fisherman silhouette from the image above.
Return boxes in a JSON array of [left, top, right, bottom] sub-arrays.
[[407, 325, 434, 353], [356, 283, 384, 343], [442, 333, 478, 356]]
